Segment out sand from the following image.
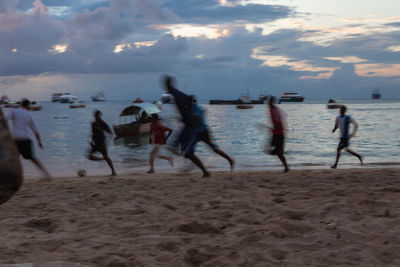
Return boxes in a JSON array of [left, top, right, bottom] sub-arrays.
[[0, 168, 399, 266]]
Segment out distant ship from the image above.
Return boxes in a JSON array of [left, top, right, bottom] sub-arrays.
[[278, 92, 304, 103], [51, 93, 63, 102], [60, 93, 78, 103], [372, 90, 381, 99], [91, 92, 106, 102]]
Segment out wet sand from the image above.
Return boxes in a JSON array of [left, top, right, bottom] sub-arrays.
[[0, 168, 399, 266]]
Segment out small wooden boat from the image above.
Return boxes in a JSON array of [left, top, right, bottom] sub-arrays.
[[113, 103, 161, 137], [69, 101, 86, 109], [133, 97, 144, 103], [30, 106, 43, 111], [327, 99, 343, 109]]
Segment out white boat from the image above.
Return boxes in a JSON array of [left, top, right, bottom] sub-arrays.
[[160, 93, 174, 104], [60, 93, 78, 103], [279, 92, 304, 103], [51, 93, 63, 102], [236, 93, 253, 109], [91, 92, 106, 102], [0, 95, 10, 104]]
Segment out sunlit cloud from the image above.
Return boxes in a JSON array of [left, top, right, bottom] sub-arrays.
[[325, 56, 368, 64], [386, 45, 400, 52], [196, 54, 204, 59], [300, 72, 333, 80], [48, 44, 68, 54], [157, 24, 230, 39], [113, 41, 156, 53], [219, 0, 237, 7], [134, 41, 156, 48], [355, 64, 400, 77], [251, 47, 336, 79]]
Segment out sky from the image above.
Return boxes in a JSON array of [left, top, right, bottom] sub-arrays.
[[1, 0, 400, 101]]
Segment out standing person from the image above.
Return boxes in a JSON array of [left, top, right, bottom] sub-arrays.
[[267, 96, 289, 172], [331, 106, 363, 169], [148, 114, 174, 173], [0, 107, 23, 205], [5, 99, 51, 179], [86, 110, 117, 176], [163, 75, 210, 177], [191, 97, 235, 170]]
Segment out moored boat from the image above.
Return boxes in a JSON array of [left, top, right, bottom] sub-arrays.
[[327, 99, 343, 109], [236, 93, 253, 109], [133, 97, 144, 103], [372, 90, 381, 99], [113, 103, 161, 137], [69, 101, 86, 109], [91, 92, 105, 101], [160, 93, 174, 104], [60, 93, 78, 103], [279, 92, 304, 103], [51, 93, 63, 102]]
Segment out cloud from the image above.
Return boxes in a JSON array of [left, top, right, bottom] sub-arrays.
[[163, 0, 291, 24]]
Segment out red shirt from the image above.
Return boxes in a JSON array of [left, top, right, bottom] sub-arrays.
[[150, 121, 171, 144], [269, 105, 284, 135]]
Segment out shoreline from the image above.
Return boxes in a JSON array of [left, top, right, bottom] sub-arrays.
[[1, 168, 400, 266]]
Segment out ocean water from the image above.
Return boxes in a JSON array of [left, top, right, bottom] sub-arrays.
[[4, 100, 400, 178]]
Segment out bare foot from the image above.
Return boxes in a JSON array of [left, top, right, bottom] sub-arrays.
[[331, 164, 337, 169], [147, 169, 154, 174], [203, 172, 211, 178]]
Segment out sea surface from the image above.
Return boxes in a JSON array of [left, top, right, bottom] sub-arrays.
[[4, 99, 400, 178]]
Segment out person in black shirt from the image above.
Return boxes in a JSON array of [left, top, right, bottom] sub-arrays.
[[86, 110, 117, 176]]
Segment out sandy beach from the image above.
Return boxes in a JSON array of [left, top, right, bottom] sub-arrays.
[[0, 168, 399, 266]]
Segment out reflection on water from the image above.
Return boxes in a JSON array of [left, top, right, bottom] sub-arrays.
[[8, 99, 400, 178]]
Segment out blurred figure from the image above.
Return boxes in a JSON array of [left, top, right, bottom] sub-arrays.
[[163, 75, 210, 177], [267, 96, 289, 172], [5, 99, 51, 180], [148, 114, 173, 173], [0, 107, 23, 205], [86, 110, 117, 176], [191, 96, 235, 170], [331, 106, 363, 169]]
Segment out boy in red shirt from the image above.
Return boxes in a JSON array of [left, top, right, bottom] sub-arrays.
[[268, 96, 289, 172], [148, 114, 173, 173]]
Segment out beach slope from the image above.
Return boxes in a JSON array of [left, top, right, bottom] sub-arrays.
[[0, 168, 399, 266]]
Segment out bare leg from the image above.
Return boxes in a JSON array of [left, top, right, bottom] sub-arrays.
[[158, 154, 174, 167], [345, 148, 363, 165], [148, 146, 159, 173], [276, 149, 289, 172], [185, 153, 210, 177], [30, 157, 52, 179], [102, 154, 116, 176], [203, 134, 235, 170], [331, 148, 343, 169]]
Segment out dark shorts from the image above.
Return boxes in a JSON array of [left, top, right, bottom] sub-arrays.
[[90, 140, 108, 155], [15, 140, 34, 159], [180, 128, 198, 155], [338, 138, 349, 149], [197, 129, 218, 150], [270, 134, 284, 155]]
